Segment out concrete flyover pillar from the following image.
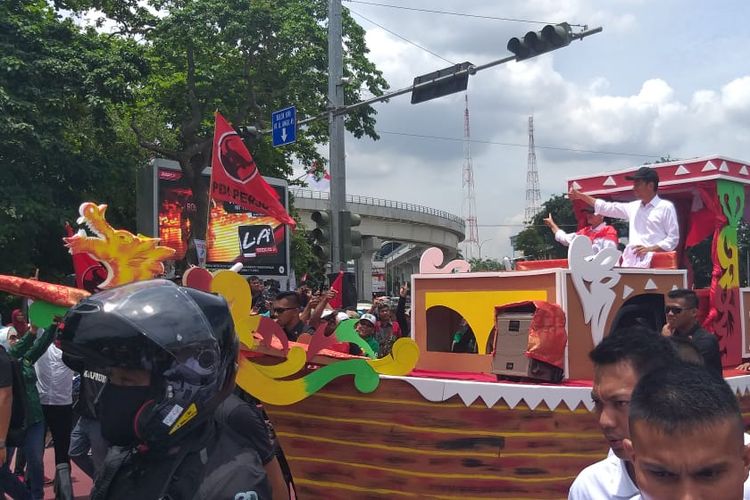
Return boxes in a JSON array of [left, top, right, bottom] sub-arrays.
[[357, 236, 379, 302]]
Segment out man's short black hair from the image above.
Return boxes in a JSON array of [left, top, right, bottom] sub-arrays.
[[589, 326, 677, 378], [274, 291, 300, 308], [377, 303, 390, 311], [630, 363, 742, 438], [247, 275, 261, 283], [667, 288, 699, 309]]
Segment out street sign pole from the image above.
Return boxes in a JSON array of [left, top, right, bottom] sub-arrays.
[[328, 0, 345, 271]]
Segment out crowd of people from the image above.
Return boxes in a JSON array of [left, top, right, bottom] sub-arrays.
[[0, 166, 747, 498], [0, 275, 413, 499], [251, 275, 410, 358]]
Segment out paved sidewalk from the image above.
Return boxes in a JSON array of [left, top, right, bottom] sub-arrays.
[[41, 447, 94, 500]]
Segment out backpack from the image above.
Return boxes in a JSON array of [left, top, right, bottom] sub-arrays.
[[0, 346, 29, 447]]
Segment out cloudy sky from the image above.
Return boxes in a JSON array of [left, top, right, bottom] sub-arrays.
[[294, 0, 750, 260]]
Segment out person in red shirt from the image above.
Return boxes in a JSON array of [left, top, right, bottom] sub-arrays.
[[544, 207, 619, 254]]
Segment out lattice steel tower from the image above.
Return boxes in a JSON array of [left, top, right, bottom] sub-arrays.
[[525, 116, 541, 222], [462, 94, 479, 259]]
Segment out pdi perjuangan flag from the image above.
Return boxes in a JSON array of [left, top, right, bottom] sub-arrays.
[[211, 112, 296, 228]]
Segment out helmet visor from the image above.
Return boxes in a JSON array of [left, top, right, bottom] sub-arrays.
[[66, 280, 218, 365]]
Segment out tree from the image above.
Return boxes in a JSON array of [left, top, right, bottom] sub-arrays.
[[469, 258, 505, 272], [514, 195, 577, 259], [66, 0, 389, 265], [0, 0, 149, 282]]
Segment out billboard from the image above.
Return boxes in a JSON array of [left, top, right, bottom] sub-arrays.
[[142, 159, 290, 277]]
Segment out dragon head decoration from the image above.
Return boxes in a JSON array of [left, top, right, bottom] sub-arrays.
[[64, 202, 176, 288]]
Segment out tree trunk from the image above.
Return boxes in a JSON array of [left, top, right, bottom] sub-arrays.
[[180, 147, 211, 267]]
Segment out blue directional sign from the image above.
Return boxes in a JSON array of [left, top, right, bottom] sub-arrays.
[[271, 106, 297, 147]]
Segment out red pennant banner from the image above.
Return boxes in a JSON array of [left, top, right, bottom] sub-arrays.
[[211, 112, 296, 228], [329, 271, 344, 309]]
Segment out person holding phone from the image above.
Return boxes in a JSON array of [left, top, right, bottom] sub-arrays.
[[396, 283, 410, 337]]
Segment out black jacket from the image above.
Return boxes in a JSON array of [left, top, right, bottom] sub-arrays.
[[678, 324, 723, 379], [91, 419, 271, 500]]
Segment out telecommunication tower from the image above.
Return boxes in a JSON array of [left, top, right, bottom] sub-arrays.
[[461, 94, 479, 259], [524, 116, 541, 222]]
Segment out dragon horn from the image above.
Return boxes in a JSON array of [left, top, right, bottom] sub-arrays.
[[0, 275, 90, 307]]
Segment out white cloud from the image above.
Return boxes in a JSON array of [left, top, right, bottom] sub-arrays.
[[314, 1, 750, 259]]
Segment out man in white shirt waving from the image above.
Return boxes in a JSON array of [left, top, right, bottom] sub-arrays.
[[569, 166, 679, 267]]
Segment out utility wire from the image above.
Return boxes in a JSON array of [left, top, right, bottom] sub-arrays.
[[344, 0, 584, 27], [348, 8, 456, 65], [376, 129, 660, 159]]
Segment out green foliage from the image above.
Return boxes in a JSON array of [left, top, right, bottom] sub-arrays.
[[1, 0, 387, 287], [514, 195, 577, 259], [0, 0, 149, 282], [469, 258, 505, 272], [69, 0, 389, 259]]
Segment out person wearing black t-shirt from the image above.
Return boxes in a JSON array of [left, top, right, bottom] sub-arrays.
[[662, 288, 722, 378], [0, 340, 28, 499]]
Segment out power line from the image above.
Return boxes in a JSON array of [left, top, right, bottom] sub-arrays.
[[376, 129, 660, 159], [348, 9, 455, 65], [344, 0, 583, 27]]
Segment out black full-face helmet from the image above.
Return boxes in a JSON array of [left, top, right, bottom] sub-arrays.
[[58, 279, 238, 448]]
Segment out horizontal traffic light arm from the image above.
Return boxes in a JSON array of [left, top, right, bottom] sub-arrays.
[[245, 25, 601, 131]]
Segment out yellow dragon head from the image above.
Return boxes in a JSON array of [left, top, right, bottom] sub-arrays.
[[64, 202, 176, 289]]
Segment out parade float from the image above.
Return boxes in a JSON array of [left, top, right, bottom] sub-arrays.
[[3, 155, 750, 499], [237, 155, 750, 499]]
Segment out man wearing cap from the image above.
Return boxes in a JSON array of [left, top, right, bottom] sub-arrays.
[[350, 314, 379, 357], [544, 207, 619, 254], [569, 166, 679, 267]]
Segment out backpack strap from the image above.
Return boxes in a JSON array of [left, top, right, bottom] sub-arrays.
[[90, 447, 132, 500], [213, 394, 244, 427]]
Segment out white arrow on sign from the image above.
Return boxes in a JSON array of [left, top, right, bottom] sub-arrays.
[[281, 128, 287, 142]]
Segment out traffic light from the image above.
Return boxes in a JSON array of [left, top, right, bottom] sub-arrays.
[[339, 211, 362, 261], [411, 62, 473, 105], [310, 210, 331, 261], [507, 23, 572, 61]]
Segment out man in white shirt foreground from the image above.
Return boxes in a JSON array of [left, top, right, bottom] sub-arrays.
[[568, 327, 678, 499], [624, 363, 750, 500], [569, 166, 679, 267]]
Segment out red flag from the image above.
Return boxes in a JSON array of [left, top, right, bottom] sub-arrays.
[[210, 112, 296, 228], [64, 222, 107, 293], [329, 271, 344, 309]]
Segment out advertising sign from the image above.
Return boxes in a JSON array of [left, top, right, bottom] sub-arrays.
[[156, 167, 289, 276]]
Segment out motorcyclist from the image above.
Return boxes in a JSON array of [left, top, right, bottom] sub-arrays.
[[57, 279, 271, 499]]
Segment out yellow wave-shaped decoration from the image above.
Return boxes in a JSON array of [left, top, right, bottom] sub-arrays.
[[236, 356, 380, 405], [368, 337, 420, 376], [253, 346, 308, 379]]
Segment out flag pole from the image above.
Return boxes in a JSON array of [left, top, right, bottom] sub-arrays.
[[202, 111, 218, 268]]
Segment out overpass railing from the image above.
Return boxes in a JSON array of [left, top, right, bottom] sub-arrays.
[[290, 188, 465, 226]]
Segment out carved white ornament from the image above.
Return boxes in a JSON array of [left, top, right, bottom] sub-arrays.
[[568, 236, 622, 346]]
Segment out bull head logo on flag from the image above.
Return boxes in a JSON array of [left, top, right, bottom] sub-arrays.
[[217, 132, 258, 183], [211, 112, 296, 228]]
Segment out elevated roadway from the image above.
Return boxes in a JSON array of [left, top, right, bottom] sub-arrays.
[[292, 188, 465, 298]]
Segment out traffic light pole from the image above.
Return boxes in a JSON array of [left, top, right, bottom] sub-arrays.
[[328, 0, 345, 271], [300, 24, 602, 129], [313, 10, 600, 276]]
